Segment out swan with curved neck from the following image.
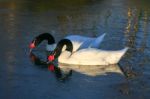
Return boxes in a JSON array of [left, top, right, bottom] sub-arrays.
[[29, 33, 106, 52], [29, 33, 55, 52], [48, 39, 129, 65], [48, 39, 73, 61]]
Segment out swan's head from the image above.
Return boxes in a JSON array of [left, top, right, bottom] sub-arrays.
[[29, 38, 39, 49], [47, 39, 73, 62], [29, 33, 55, 52]]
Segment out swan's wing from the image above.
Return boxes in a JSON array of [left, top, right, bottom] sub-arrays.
[[76, 33, 106, 50], [65, 34, 106, 52], [65, 35, 92, 52], [72, 48, 118, 59], [71, 47, 128, 64], [77, 40, 93, 50], [90, 33, 106, 48], [71, 48, 105, 60], [65, 35, 84, 52]]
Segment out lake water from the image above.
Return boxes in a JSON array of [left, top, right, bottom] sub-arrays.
[[0, 0, 150, 99]]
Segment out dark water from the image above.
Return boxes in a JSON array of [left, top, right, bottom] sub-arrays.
[[0, 0, 150, 99]]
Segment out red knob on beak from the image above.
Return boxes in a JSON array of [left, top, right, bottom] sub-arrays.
[[48, 55, 55, 61], [29, 43, 35, 49]]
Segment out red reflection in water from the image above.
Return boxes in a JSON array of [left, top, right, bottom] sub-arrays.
[[48, 64, 55, 72]]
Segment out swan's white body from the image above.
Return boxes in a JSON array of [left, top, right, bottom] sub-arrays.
[[46, 33, 106, 52], [58, 47, 129, 65]]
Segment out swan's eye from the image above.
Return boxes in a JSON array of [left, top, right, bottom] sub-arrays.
[[48, 55, 55, 61]]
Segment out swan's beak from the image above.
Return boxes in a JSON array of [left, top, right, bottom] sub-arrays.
[[29, 42, 35, 53], [47, 55, 55, 64]]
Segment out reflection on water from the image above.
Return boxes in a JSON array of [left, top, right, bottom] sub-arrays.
[[29, 52, 72, 81], [122, 2, 150, 70], [30, 51, 124, 77], [59, 63, 124, 76], [0, 0, 150, 98], [124, 7, 149, 51]]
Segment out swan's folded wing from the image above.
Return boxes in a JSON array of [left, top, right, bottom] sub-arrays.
[[65, 35, 90, 52], [78, 40, 93, 50], [71, 47, 128, 65], [77, 33, 106, 50], [70, 48, 111, 65], [71, 48, 106, 60], [90, 33, 106, 48]]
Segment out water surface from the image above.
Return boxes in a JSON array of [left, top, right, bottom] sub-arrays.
[[0, 0, 150, 99]]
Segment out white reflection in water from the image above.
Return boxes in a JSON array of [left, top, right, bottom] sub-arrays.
[[58, 63, 124, 76], [4, 2, 18, 40]]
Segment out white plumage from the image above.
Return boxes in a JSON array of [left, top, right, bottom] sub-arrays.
[[47, 33, 128, 65], [58, 47, 129, 65], [46, 33, 106, 52]]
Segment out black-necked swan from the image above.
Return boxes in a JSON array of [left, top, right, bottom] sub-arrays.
[[29, 33, 55, 52], [29, 33, 106, 52], [48, 39, 129, 65]]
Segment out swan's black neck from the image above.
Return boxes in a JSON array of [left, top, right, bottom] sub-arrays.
[[53, 39, 73, 58], [35, 33, 55, 45]]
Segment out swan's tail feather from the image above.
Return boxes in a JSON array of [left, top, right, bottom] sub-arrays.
[[108, 47, 129, 64]]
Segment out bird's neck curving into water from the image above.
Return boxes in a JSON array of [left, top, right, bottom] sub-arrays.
[[53, 39, 73, 59], [35, 33, 55, 45]]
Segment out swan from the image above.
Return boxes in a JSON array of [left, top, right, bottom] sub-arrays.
[[29, 33, 106, 52], [29, 33, 55, 52], [48, 39, 129, 65]]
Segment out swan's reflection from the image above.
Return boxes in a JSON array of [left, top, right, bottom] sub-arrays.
[[29, 52, 72, 81], [58, 63, 124, 77], [30, 52, 47, 66], [30, 52, 124, 78]]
